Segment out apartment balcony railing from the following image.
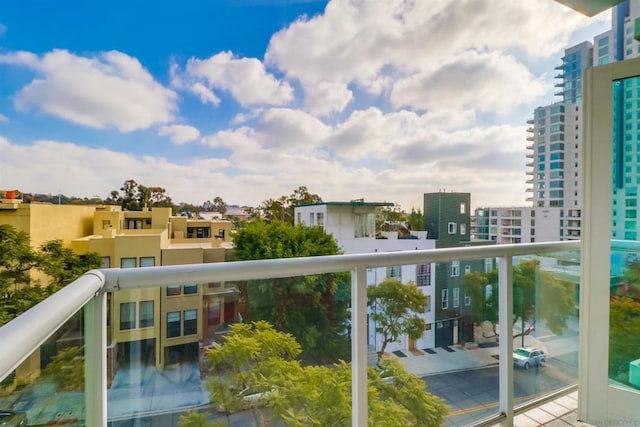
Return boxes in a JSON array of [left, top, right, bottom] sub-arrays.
[[0, 241, 581, 427]]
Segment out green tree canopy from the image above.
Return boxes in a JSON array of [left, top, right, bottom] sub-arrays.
[[259, 186, 322, 224], [462, 259, 575, 342], [232, 220, 349, 362], [109, 179, 174, 211], [367, 279, 429, 359], [184, 321, 448, 426], [0, 224, 102, 326]]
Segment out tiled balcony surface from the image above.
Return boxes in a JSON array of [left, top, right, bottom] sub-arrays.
[[512, 392, 595, 427]]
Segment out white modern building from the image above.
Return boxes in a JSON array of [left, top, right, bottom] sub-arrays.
[[294, 201, 437, 352], [473, 207, 562, 243]]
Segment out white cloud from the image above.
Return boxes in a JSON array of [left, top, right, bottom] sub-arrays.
[[302, 81, 353, 116], [265, 0, 597, 114], [0, 113, 8, 123], [0, 49, 177, 132], [188, 83, 220, 106], [158, 124, 201, 145], [182, 51, 294, 107], [389, 51, 546, 113]]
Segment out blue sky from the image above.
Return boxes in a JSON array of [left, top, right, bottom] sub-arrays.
[[0, 0, 609, 209]]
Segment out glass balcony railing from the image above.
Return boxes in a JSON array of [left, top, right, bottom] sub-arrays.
[[0, 241, 580, 426]]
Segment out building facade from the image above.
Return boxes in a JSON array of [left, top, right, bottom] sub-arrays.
[[424, 192, 496, 346], [473, 207, 562, 243], [295, 201, 438, 352], [70, 206, 234, 376]]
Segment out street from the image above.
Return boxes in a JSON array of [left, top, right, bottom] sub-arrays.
[[424, 352, 578, 426]]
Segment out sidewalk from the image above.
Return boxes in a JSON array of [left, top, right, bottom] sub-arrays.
[[396, 333, 573, 377]]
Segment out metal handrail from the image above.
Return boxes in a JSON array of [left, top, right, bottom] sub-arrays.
[[0, 240, 581, 426], [102, 240, 580, 290], [0, 270, 105, 380], [0, 240, 580, 382]]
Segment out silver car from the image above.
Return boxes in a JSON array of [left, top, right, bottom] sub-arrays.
[[513, 347, 545, 369]]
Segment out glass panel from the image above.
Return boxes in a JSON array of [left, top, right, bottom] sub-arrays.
[[0, 313, 86, 425], [512, 251, 580, 410], [610, 76, 640, 391]]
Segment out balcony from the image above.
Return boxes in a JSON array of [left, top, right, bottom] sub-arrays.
[[526, 127, 534, 133], [526, 119, 534, 125], [0, 241, 584, 426]]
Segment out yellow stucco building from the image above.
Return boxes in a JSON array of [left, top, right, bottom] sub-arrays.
[[0, 198, 235, 383]]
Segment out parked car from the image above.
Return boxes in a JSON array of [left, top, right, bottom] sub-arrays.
[[513, 347, 545, 369], [216, 386, 272, 413], [0, 411, 27, 426]]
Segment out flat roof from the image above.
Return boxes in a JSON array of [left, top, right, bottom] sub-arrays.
[[295, 201, 395, 208]]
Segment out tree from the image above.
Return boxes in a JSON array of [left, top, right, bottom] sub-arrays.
[[110, 179, 174, 211], [212, 196, 228, 215], [609, 263, 640, 384], [406, 208, 425, 231], [41, 345, 84, 391], [190, 321, 448, 426], [367, 279, 429, 359], [232, 220, 349, 362], [259, 186, 322, 225], [462, 260, 574, 344], [39, 240, 102, 291], [0, 224, 102, 327]]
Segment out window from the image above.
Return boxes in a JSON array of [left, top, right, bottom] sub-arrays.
[[183, 310, 197, 335], [309, 212, 315, 225], [102, 220, 111, 229], [442, 289, 449, 309], [484, 258, 493, 272], [183, 283, 198, 294], [448, 222, 457, 234], [464, 293, 471, 306], [453, 288, 460, 308], [387, 265, 402, 280], [167, 312, 181, 338], [138, 301, 154, 328], [460, 203, 466, 214], [121, 257, 136, 268], [316, 212, 324, 227], [166, 285, 181, 296], [218, 229, 225, 239], [140, 257, 155, 268], [187, 227, 211, 238], [120, 302, 136, 330], [296, 212, 301, 224], [464, 265, 471, 274], [450, 260, 460, 277], [425, 295, 431, 313], [416, 263, 431, 286], [460, 224, 466, 235], [100, 256, 110, 268]]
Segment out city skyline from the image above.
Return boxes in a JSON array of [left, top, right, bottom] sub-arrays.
[[0, 0, 609, 210]]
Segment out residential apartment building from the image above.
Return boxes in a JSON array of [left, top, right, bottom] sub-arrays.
[[294, 201, 437, 352], [70, 206, 234, 375], [473, 207, 562, 243], [526, 0, 640, 241], [0, 197, 236, 382], [423, 192, 495, 346]]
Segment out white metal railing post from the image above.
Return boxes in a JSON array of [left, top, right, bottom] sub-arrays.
[[498, 254, 514, 425], [84, 292, 107, 426], [352, 265, 368, 426]]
